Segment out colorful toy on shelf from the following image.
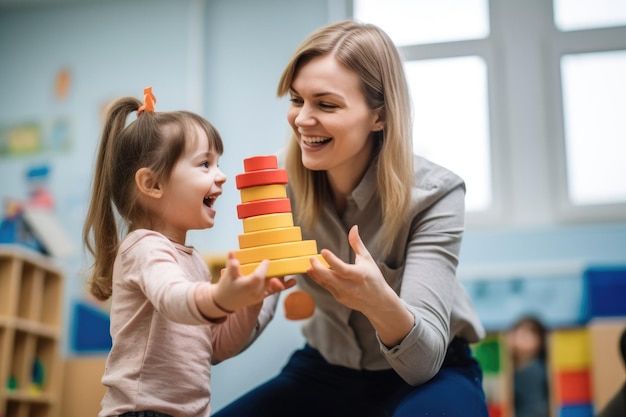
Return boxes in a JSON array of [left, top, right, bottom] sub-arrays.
[[7, 375, 17, 390], [28, 359, 44, 395], [0, 164, 75, 257], [550, 328, 594, 415], [234, 155, 329, 320], [26, 165, 54, 209]]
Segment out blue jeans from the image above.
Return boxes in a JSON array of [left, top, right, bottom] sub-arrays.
[[214, 338, 488, 417]]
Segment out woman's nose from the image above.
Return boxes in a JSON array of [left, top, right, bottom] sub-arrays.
[[294, 104, 316, 127]]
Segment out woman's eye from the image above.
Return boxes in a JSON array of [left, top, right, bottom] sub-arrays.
[[319, 102, 338, 110], [289, 97, 303, 106]]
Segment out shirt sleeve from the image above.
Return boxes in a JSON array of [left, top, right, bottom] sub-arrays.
[[379, 181, 466, 385], [211, 292, 280, 363], [122, 235, 207, 325], [210, 301, 264, 363]]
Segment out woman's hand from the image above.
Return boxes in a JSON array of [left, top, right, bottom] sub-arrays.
[[307, 225, 414, 347], [307, 225, 391, 313]]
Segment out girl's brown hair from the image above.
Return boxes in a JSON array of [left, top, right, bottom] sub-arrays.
[[277, 20, 414, 256], [82, 96, 223, 300]]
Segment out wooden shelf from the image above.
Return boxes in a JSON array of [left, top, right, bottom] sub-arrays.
[[0, 245, 64, 417]]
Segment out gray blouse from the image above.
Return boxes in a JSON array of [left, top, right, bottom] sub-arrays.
[[253, 155, 484, 386]]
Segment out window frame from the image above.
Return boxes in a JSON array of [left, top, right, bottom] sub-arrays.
[[336, 0, 626, 229], [344, 0, 505, 227], [547, 24, 626, 223], [398, 36, 505, 227]]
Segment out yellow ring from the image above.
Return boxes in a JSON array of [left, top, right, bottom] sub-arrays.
[[240, 184, 287, 203], [238, 226, 302, 249], [239, 254, 329, 276], [243, 213, 294, 233], [235, 240, 318, 264]]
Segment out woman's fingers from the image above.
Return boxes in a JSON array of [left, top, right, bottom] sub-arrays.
[[348, 225, 368, 258], [317, 248, 349, 276]]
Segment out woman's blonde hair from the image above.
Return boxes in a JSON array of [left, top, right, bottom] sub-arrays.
[[277, 20, 414, 255], [82, 96, 223, 300]]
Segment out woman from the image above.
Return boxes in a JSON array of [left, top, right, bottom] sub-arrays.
[[215, 20, 487, 416]]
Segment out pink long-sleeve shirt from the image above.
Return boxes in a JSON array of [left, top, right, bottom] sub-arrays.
[[99, 229, 262, 417]]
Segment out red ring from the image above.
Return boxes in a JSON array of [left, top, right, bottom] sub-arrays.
[[236, 198, 292, 219], [244, 155, 278, 172], [236, 169, 288, 189]]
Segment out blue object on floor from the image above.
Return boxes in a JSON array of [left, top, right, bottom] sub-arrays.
[[558, 404, 593, 417], [71, 301, 112, 353]]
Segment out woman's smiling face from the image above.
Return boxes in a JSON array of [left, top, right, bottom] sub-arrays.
[[287, 54, 383, 182]]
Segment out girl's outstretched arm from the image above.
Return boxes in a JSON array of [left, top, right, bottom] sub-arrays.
[[194, 252, 293, 320]]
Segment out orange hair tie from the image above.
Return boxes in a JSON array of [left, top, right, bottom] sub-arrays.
[[137, 86, 157, 115]]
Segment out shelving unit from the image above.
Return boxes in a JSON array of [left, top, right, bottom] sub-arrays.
[[0, 245, 64, 417], [472, 319, 626, 417]]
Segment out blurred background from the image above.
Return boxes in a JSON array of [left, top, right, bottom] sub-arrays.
[[0, 0, 625, 416]]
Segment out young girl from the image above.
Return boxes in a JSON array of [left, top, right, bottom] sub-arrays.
[[83, 87, 292, 417]]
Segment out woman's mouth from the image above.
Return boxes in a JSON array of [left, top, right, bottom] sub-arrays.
[[301, 135, 332, 146]]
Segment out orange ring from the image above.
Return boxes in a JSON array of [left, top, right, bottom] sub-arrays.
[[236, 169, 288, 189], [244, 155, 278, 172], [284, 290, 315, 320], [236, 198, 291, 219]]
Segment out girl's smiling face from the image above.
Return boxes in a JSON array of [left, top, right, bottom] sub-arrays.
[[156, 126, 226, 244], [287, 54, 383, 189]]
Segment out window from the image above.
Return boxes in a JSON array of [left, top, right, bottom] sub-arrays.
[[554, 0, 626, 31], [353, 0, 489, 45], [405, 57, 492, 211], [550, 0, 626, 220], [561, 51, 626, 206], [354, 0, 494, 215], [352, 0, 626, 225]]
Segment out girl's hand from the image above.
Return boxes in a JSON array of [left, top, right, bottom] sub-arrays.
[[306, 225, 394, 315], [212, 252, 294, 312]]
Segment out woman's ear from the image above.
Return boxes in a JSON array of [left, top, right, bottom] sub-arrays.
[[135, 167, 162, 199], [372, 109, 385, 132]]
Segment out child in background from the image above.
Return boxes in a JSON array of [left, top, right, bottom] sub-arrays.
[[82, 87, 292, 417], [506, 316, 550, 417]]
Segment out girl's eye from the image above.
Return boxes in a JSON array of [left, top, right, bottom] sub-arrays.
[[289, 97, 303, 106], [201, 161, 210, 168]]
